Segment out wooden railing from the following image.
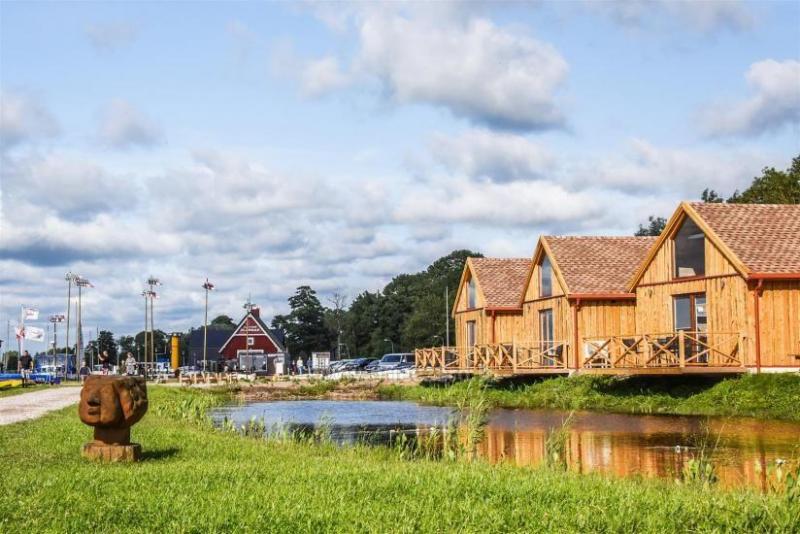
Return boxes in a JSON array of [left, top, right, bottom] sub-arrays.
[[415, 342, 568, 373], [582, 331, 745, 370]]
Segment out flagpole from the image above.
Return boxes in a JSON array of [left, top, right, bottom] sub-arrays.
[[64, 273, 72, 379]]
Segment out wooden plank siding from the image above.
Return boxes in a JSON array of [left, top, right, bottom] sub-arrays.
[[759, 280, 800, 367]]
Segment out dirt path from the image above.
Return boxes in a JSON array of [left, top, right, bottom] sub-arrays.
[[0, 386, 81, 425]]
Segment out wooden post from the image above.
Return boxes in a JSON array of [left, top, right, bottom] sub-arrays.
[[512, 343, 518, 374], [678, 331, 686, 368]]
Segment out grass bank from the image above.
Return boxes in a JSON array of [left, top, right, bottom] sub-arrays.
[[379, 373, 800, 421], [0, 387, 798, 532]]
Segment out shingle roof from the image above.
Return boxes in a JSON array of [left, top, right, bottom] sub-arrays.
[[545, 236, 657, 294], [469, 258, 530, 308], [690, 203, 800, 274]]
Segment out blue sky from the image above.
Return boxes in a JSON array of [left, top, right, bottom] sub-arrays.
[[1, 1, 799, 347]]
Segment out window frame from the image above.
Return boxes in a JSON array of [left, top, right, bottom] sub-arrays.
[[539, 255, 553, 298], [672, 217, 706, 279]]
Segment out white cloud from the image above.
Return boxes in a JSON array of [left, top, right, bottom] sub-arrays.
[[430, 128, 554, 182], [573, 138, 777, 195], [702, 59, 800, 137], [86, 22, 139, 51], [301, 56, 350, 96], [298, 5, 568, 131], [0, 90, 59, 148], [98, 99, 163, 149], [589, 0, 754, 33], [2, 152, 138, 219], [394, 177, 600, 227]]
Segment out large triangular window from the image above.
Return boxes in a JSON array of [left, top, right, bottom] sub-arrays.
[[673, 217, 705, 278]]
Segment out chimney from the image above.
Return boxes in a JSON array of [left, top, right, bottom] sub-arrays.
[[250, 306, 260, 318]]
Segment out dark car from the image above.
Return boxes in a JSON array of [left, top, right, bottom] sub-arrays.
[[368, 353, 414, 372], [340, 357, 376, 371]]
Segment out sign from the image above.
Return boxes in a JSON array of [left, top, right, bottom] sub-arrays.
[[24, 307, 39, 320], [16, 326, 45, 342]]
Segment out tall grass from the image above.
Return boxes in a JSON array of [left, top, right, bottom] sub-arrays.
[[379, 373, 800, 421], [1, 387, 798, 532]]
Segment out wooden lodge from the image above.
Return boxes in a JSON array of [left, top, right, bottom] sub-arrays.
[[416, 202, 800, 376]]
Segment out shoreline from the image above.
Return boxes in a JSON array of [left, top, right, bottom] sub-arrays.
[[228, 372, 800, 422]]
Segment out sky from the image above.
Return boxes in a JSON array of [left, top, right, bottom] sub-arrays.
[[1, 0, 799, 349]]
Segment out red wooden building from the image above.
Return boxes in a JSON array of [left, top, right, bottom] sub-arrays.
[[219, 306, 287, 373]]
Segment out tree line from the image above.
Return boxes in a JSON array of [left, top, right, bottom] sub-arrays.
[[635, 154, 800, 236]]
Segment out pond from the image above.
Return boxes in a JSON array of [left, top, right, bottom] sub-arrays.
[[209, 400, 800, 490]]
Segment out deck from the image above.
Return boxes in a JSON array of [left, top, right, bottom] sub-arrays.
[[415, 331, 747, 377]]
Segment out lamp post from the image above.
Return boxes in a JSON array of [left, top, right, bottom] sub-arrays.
[[202, 279, 215, 372], [64, 273, 76, 378], [383, 338, 395, 353], [146, 277, 161, 373], [49, 314, 65, 369], [75, 276, 93, 371]]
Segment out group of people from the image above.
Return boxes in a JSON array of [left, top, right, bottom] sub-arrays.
[[78, 351, 139, 381]]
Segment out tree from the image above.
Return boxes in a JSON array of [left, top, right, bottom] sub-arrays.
[[272, 286, 331, 358], [118, 335, 135, 358], [701, 188, 723, 203], [729, 155, 800, 204], [634, 216, 667, 237], [324, 292, 349, 358], [97, 330, 118, 363], [210, 315, 236, 328], [134, 329, 169, 357]]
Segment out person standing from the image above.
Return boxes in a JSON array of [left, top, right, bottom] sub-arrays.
[[18, 350, 33, 386], [99, 350, 110, 374], [78, 361, 90, 383], [124, 352, 137, 376]]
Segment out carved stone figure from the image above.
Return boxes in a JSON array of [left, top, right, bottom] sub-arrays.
[[79, 375, 148, 461]]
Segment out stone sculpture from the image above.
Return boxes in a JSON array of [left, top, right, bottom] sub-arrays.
[[79, 375, 148, 461]]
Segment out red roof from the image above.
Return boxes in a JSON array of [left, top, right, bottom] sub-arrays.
[[689, 202, 800, 274], [469, 258, 530, 308], [545, 236, 657, 294]]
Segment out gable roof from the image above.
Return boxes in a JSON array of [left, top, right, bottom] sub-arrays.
[[219, 311, 287, 353], [453, 257, 530, 314], [628, 202, 800, 289], [689, 202, 800, 274], [526, 236, 657, 298]]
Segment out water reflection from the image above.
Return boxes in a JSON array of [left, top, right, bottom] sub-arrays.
[[480, 410, 800, 489], [210, 401, 800, 490]]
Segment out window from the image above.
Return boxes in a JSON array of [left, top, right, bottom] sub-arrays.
[[246, 336, 254, 347], [674, 218, 705, 278], [467, 277, 477, 308], [539, 309, 554, 345], [466, 321, 476, 347], [540, 256, 553, 297], [673, 293, 707, 332]]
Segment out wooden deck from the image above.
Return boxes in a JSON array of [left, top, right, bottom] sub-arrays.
[[415, 331, 747, 376]]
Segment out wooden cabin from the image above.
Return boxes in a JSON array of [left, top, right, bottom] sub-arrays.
[[519, 236, 656, 371], [452, 257, 530, 348], [620, 202, 800, 372]]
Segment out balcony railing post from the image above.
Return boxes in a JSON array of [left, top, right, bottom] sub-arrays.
[[512, 343, 518, 373], [679, 331, 686, 368]]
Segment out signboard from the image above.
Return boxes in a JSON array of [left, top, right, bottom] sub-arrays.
[[312, 351, 331, 370]]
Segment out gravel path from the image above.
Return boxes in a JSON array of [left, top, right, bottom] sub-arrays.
[[0, 386, 81, 425]]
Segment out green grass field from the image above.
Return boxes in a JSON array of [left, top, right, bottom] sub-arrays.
[[0, 387, 797, 533], [379, 373, 800, 421]]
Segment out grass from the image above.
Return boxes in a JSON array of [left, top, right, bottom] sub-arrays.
[[1, 387, 798, 532], [379, 373, 800, 421]]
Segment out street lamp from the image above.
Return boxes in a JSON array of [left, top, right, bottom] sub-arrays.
[[49, 315, 65, 368], [383, 338, 395, 353], [202, 279, 215, 372], [146, 277, 161, 372], [75, 276, 93, 371]]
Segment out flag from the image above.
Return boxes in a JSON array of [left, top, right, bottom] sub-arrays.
[[16, 326, 45, 342], [24, 307, 39, 320]]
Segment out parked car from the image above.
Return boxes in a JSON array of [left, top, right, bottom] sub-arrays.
[[368, 353, 414, 372], [327, 359, 352, 373], [340, 357, 376, 371]]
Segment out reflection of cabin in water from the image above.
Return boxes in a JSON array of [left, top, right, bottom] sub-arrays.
[[417, 202, 800, 376], [219, 306, 287, 373]]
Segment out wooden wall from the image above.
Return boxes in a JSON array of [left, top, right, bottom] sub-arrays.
[[454, 309, 484, 349], [639, 232, 737, 285], [493, 312, 526, 344], [578, 302, 637, 339], [455, 268, 486, 313], [524, 254, 565, 302], [759, 280, 800, 367], [521, 296, 572, 345]]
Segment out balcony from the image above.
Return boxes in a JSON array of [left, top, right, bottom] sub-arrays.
[[415, 342, 570, 376], [581, 331, 746, 374]]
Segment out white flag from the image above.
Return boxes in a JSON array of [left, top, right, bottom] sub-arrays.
[[24, 307, 39, 320], [16, 326, 45, 342]]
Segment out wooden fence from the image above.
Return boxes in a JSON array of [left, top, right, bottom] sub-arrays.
[[415, 342, 568, 374]]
